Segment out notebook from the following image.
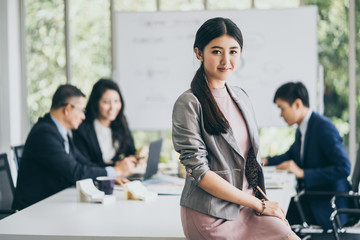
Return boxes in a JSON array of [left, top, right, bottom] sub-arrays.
[[127, 139, 163, 181]]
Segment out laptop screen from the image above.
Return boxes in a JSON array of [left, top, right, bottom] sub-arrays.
[[143, 139, 163, 180]]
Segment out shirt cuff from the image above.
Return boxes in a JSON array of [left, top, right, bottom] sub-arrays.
[[105, 166, 117, 178]]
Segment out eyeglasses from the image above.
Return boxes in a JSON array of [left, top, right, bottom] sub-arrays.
[[61, 103, 86, 114]]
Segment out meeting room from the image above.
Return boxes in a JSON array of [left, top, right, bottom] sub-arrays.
[[0, 0, 359, 239]]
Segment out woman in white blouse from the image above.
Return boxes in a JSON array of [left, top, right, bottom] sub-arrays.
[[73, 79, 137, 178]]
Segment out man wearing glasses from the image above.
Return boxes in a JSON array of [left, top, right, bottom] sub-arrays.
[[12, 84, 136, 210]]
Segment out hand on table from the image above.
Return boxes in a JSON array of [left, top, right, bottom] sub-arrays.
[[113, 155, 138, 177], [114, 177, 130, 185], [276, 160, 304, 178]]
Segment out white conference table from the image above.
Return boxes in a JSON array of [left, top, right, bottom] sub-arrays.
[[0, 168, 296, 240]]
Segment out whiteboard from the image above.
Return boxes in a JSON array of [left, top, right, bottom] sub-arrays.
[[115, 7, 318, 130]]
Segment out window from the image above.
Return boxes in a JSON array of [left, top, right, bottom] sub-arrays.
[[255, 0, 299, 8], [206, 0, 252, 10], [25, 0, 66, 124], [114, 0, 157, 12], [26, 0, 328, 161], [69, 0, 112, 95], [159, 0, 204, 11]]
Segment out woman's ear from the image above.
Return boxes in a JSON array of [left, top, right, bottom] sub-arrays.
[[194, 48, 203, 62]]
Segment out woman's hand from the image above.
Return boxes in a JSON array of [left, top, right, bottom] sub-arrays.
[[258, 200, 289, 227], [114, 177, 130, 185], [262, 200, 285, 218], [113, 156, 138, 177]]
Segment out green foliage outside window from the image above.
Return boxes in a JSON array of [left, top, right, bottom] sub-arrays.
[[69, 0, 112, 96], [25, 0, 66, 124], [305, 0, 360, 148]]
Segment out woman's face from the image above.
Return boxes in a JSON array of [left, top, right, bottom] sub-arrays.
[[196, 34, 241, 85], [98, 89, 122, 122]]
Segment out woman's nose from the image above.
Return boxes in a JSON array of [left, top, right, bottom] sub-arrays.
[[220, 53, 230, 65]]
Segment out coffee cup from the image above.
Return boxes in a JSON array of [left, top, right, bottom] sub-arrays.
[[95, 176, 115, 195]]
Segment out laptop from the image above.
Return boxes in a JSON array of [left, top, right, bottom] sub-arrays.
[[127, 139, 163, 181]]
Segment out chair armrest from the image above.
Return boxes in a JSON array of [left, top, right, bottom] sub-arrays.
[[336, 208, 360, 215], [293, 190, 355, 228], [330, 192, 360, 212], [330, 208, 360, 240], [295, 190, 352, 199]]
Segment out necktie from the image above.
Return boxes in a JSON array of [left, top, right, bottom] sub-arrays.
[[64, 135, 70, 154], [298, 130, 304, 161]]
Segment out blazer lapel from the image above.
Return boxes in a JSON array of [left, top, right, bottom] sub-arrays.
[[295, 129, 302, 166], [221, 128, 244, 158], [302, 112, 314, 165], [219, 85, 260, 160], [226, 85, 260, 156]]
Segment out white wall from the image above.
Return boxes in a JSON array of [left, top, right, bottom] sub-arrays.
[[0, 0, 28, 184]]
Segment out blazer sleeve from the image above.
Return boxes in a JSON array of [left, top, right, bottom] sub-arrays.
[[267, 142, 297, 166], [32, 125, 106, 183], [172, 92, 210, 185], [303, 121, 351, 188]]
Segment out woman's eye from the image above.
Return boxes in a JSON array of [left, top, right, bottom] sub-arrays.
[[212, 50, 221, 54], [230, 50, 238, 54]]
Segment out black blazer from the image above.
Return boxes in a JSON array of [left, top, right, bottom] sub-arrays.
[[12, 114, 107, 210], [72, 120, 136, 167]]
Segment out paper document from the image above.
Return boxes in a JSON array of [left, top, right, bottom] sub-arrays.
[[263, 166, 288, 189], [143, 175, 185, 195]]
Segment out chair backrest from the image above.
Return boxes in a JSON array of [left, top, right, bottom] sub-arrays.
[[350, 147, 360, 193], [0, 153, 15, 210], [11, 144, 24, 171]]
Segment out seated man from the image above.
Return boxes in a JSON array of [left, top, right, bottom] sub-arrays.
[[12, 84, 137, 210], [262, 82, 351, 230]]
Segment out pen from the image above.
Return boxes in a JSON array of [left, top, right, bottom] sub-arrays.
[[256, 186, 269, 201]]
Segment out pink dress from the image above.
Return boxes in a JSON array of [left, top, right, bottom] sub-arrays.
[[181, 87, 295, 240]]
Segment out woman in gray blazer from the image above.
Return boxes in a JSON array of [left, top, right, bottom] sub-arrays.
[[172, 17, 299, 240]]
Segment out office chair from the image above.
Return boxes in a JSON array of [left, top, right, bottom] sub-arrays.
[[11, 144, 24, 171], [329, 147, 360, 240], [293, 147, 360, 240], [0, 153, 16, 219], [292, 190, 335, 239]]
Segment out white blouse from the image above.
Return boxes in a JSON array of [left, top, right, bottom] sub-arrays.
[[94, 119, 117, 163]]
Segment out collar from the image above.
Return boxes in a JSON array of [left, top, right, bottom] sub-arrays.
[[298, 109, 312, 136], [50, 114, 68, 141]]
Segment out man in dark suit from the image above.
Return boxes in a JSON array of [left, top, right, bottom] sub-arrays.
[[12, 84, 137, 210], [262, 82, 351, 230]]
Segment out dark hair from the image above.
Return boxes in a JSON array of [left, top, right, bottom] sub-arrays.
[[85, 78, 133, 153], [51, 84, 85, 109], [273, 82, 310, 107], [191, 17, 243, 135]]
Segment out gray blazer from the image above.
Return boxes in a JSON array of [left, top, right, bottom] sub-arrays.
[[172, 85, 265, 220]]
